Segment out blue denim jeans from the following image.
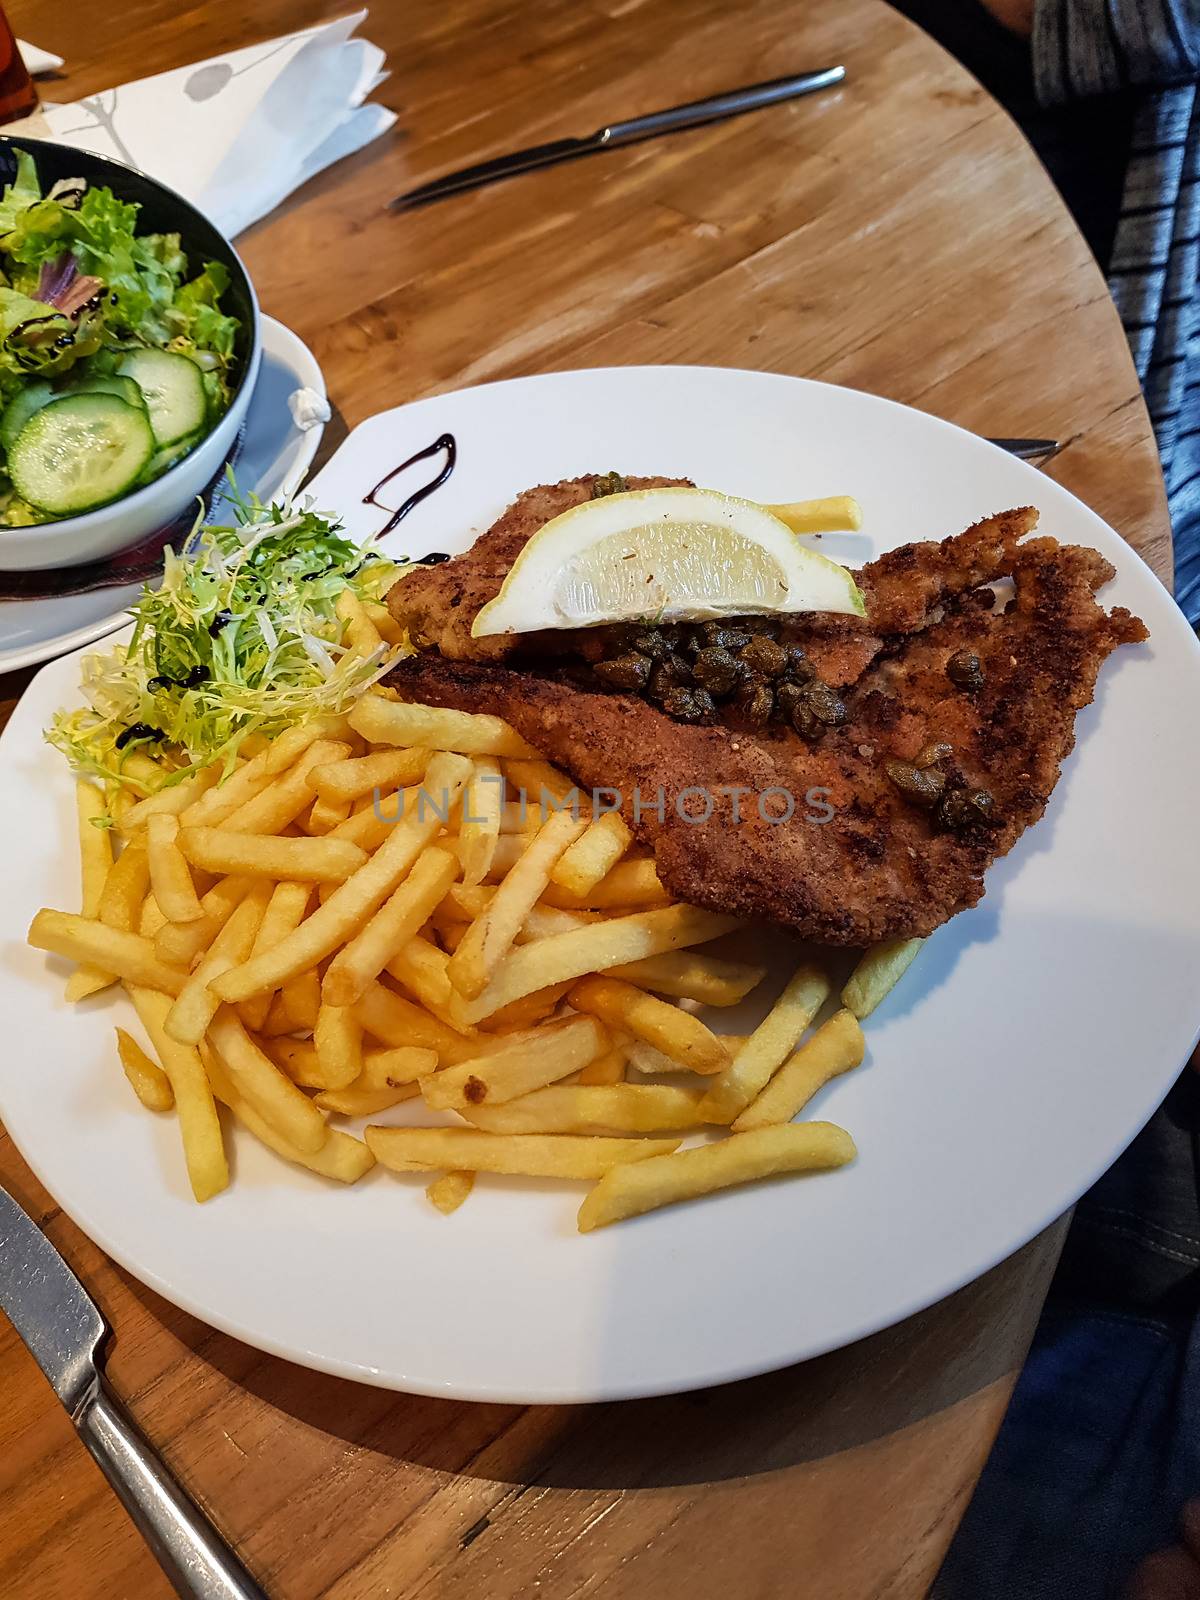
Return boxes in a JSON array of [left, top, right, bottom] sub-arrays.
[[934, 1074, 1200, 1599]]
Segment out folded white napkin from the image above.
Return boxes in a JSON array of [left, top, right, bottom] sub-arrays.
[[7, 11, 394, 237], [17, 41, 64, 76]]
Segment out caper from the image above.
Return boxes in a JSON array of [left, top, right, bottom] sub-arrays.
[[916, 740, 953, 769], [805, 681, 847, 727], [935, 788, 999, 833], [648, 657, 692, 702], [630, 628, 674, 660], [946, 650, 985, 689], [783, 644, 816, 682], [734, 683, 774, 726], [701, 621, 754, 651], [662, 686, 715, 722], [775, 680, 806, 720], [885, 759, 947, 808], [691, 646, 742, 695], [594, 651, 652, 691], [739, 636, 789, 678], [590, 471, 627, 499]]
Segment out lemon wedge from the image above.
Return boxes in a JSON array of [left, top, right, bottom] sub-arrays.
[[472, 487, 866, 637]]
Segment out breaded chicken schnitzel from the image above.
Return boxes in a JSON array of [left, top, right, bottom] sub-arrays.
[[386, 479, 1146, 944]]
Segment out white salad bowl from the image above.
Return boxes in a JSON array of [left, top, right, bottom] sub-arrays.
[[0, 138, 262, 572]]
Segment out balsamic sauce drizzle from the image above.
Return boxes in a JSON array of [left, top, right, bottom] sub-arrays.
[[363, 431, 457, 558]]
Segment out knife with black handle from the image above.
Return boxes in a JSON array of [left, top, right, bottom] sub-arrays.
[[0, 1184, 267, 1600]]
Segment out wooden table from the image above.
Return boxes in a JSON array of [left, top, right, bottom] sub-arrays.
[[0, 1, 1173, 1597]]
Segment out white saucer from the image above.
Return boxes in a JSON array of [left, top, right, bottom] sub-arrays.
[[0, 315, 327, 675]]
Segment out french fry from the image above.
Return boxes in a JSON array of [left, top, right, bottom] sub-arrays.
[[502, 758, 587, 815], [518, 904, 600, 940], [120, 765, 221, 831], [238, 881, 311, 1032], [205, 1047, 374, 1183], [767, 495, 863, 534], [126, 985, 228, 1201], [459, 831, 524, 881], [66, 780, 116, 1000], [29, 911, 186, 996], [451, 905, 740, 1026], [313, 1082, 419, 1116], [476, 979, 574, 1033], [207, 1009, 328, 1153], [543, 856, 670, 910], [212, 751, 472, 1003], [357, 1045, 438, 1091], [164, 883, 272, 1045], [426, 1171, 474, 1215], [313, 747, 428, 805], [148, 813, 204, 924], [363, 599, 406, 646], [336, 587, 386, 658], [263, 717, 352, 775], [313, 1002, 365, 1090], [697, 963, 832, 1124], [462, 1084, 708, 1135], [323, 846, 459, 1007], [577, 1122, 857, 1231], [448, 809, 586, 999], [577, 1042, 629, 1085], [365, 1125, 682, 1178], [607, 951, 766, 1007], [155, 875, 253, 966], [278, 968, 321, 1034], [98, 840, 151, 932], [550, 810, 632, 897], [306, 794, 351, 834], [327, 785, 412, 851], [263, 1035, 323, 1086], [106, 786, 136, 829], [568, 976, 731, 1074], [354, 981, 478, 1062], [733, 1010, 865, 1130], [842, 938, 925, 1019], [626, 1041, 689, 1075], [114, 1026, 174, 1112], [422, 1015, 606, 1109], [457, 755, 503, 887], [74, 780, 113, 913], [180, 750, 275, 828], [221, 739, 352, 835], [178, 827, 368, 883], [350, 694, 540, 757], [139, 894, 167, 937], [115, 749, 163, 794], [384, 935, 456, 1021]]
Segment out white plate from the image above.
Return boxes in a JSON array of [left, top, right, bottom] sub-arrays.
[[1, 366, 1198, 1405], [0, 315, 326, 675]]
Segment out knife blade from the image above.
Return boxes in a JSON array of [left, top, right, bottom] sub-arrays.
[[392, 65, 846, 211], [0, 1184, 266, 1600]]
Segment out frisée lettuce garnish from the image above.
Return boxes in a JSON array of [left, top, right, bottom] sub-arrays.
[[48, 489, 403, 794]]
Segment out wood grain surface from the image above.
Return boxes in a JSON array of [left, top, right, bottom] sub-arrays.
[[0, 0, 1171, 1597]]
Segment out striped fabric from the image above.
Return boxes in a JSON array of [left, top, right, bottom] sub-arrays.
[[1035, 0, 1200, 626]]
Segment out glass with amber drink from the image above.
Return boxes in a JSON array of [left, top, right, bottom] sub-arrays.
[[0, 10, 36, 126]]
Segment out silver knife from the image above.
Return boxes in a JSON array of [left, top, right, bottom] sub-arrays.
[[0, 1184, 267, 1600], [391, 66, 847, 210]]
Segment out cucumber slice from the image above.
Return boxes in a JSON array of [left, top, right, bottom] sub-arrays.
[[75, 374, 147, 411], [117, 349, 206, 446], [136, 431, 201, 486], [9, 394, 154, 516], [0, 381, 56, 452]]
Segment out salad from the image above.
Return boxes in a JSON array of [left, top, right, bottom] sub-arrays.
[[0, 150, 241, 526], [49, 488, 402, 793]]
